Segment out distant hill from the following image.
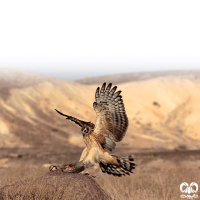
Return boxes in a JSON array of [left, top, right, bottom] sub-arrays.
[[0, 68, 95, 149], [0, 68, 200, 151], [75, 69, 200, 85]]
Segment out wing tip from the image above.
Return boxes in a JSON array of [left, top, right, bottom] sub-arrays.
[[106, 83, 112, 91], [55, 109, 60, 114]]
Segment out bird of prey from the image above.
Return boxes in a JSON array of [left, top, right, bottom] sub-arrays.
[[52, 83, 135, 177]]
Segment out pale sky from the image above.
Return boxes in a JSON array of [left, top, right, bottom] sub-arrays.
[[0, 50, 200, 80]]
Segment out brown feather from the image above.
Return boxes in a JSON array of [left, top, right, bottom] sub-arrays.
[[55, 109, 95, 129], [93, 83, 129, 150]]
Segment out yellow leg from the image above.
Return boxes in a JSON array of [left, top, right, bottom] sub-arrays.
[[81, 147, 99, 178], [79, 148, 91, 175]]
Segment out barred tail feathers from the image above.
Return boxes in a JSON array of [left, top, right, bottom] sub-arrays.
[[99, 153, 136, 177]]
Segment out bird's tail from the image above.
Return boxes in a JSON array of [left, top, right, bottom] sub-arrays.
[[99, 154, 136, 177]]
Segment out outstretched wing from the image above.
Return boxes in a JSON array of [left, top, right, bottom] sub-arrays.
[[93, 83, 129, 151], [55, 109, 95, 128]]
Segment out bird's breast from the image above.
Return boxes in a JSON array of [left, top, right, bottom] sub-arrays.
[[83, 133, 103, 151]]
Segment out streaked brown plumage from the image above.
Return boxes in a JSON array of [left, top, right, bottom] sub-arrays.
[[55, 83, 135, 177]]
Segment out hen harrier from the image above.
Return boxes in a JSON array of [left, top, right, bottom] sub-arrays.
[[51, 83, 135, 177]]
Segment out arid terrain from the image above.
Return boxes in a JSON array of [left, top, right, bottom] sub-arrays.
[[0, 68, 200, 199]]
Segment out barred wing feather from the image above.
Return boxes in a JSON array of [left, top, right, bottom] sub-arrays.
[[93, 83, 129, 149], [55, 109, 95, 129]]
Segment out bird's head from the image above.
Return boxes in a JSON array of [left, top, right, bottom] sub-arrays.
[[81, 126, 91, 136]]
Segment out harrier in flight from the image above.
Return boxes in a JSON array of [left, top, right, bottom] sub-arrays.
[[50, 83, 135, 177]]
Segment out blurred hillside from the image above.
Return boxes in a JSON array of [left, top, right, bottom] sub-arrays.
[[0, 68, 200, 152], [76, 69, 200, 85]]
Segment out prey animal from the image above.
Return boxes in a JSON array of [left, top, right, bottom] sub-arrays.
[[51, 83, 135, 177]]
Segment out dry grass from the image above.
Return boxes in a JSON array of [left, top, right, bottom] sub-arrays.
[[0, 164, 47, 188], [97, 165, 200, 200], [0, 159, 199, 200], [0, 165, 69, 200]]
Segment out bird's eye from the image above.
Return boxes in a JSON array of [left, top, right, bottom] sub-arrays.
[[82, 128, 88, 135], [83, 128, 88, 133]]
